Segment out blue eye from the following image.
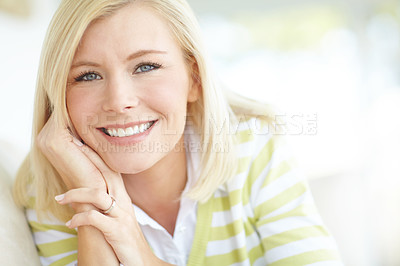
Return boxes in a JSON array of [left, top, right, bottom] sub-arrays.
[[137, 65, 155, 73], [75, 72, 101, 82], [135, 62, 162, 74]]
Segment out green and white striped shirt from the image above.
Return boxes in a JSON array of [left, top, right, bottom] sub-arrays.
[[27, 119, 342, 265]]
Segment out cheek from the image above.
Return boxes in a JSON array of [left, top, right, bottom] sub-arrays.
[[143, 74, 191, 114], [145, 78, 190, 134], [66, 90, 100, 135]]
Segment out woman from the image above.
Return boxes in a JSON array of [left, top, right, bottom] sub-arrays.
[[14, 0, 342, 265]]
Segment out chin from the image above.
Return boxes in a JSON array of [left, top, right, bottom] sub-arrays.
[[100, 151, 161, 174]]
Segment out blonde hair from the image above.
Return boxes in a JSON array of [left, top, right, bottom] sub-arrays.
[[13, 0, 275, 221]]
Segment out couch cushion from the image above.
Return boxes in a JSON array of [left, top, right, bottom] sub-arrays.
[[0, 164, 40, 265]]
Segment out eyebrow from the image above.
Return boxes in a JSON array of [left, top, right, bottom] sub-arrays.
[[70, 49, 167, 69]]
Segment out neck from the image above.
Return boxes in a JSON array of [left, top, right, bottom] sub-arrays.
[[121, 136, 187, 234]]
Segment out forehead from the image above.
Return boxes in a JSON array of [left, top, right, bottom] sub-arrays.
[[74, 3, 180, 60]]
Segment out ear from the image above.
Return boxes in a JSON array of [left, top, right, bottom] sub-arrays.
[[187, 57, 201, 103]]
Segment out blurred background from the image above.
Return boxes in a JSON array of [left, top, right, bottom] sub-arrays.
[[0, 0, 399, 265]]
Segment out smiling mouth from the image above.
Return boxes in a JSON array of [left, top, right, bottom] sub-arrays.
[[101, 121, 156, 137]]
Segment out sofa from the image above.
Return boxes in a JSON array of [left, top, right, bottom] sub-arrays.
[[0, 161, 40, 265]]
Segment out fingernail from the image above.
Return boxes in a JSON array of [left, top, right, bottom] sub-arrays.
[[66, 220, 71, 227], [55, 194, 65, 201], [72, 137, 83, 147]]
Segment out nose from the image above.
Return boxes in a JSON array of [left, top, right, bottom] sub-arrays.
[[102, 76, 139, 113]]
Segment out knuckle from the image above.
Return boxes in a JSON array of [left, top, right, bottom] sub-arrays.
[[38, 135, 58, 152], [48, 138, 61, 151], [86, 210, 98, 222]]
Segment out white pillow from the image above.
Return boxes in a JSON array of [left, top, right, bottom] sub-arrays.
[[0, 163, 40, 265]]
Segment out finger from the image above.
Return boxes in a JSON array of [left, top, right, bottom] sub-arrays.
[[77, 144, 124, 192], [78, 144, 113, 176], [39, 128, 106, 190], [66, 209, 132, 238], [55, 188, 121, 217], [62, 136, 108, 190], [37, 114, 108, 191], [66, 209, 113, 231], [77, 145, 113, 193]]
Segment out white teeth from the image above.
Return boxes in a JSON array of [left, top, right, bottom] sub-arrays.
[[126, 127, 134, 135], [133, 125, 139, 134], [106, 122, 154, 138], [117, 128, 126, 137]]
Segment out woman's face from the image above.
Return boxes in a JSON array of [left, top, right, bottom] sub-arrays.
[[66, 3, 199, 173]]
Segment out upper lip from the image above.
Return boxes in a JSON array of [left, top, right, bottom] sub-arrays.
[[98, 120, 157, 130]]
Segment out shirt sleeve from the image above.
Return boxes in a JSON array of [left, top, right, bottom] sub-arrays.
[[26, 199, 78, 266], [250, 133, 343, 266]]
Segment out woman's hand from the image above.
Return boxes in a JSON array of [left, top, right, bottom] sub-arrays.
[[55, 187, 168, 266], [37, 114, 107, 191], [55, 148, 173, 265], [37, 114, 124, 264]]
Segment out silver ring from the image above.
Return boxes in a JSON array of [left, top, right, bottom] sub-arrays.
[[102, 196, 116, 214]]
